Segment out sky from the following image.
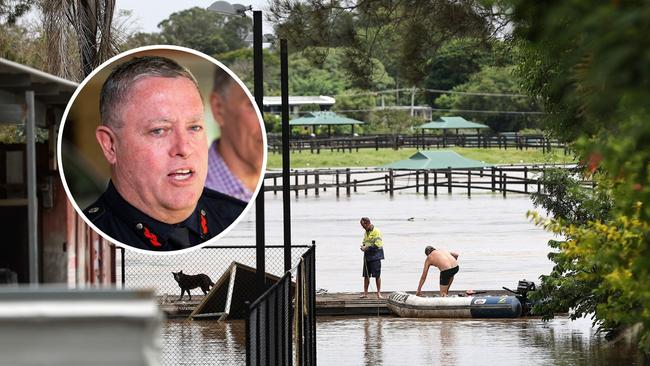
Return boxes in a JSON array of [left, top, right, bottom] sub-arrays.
[[116, 0, 275, 34]]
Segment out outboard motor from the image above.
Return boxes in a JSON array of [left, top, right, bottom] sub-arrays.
[[503, 279, 536, 316]]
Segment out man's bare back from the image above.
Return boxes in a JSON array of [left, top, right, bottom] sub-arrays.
[[426, 248, 458, 270], [416, 246, 460, 297]]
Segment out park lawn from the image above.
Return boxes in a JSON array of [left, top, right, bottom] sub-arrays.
[[265, 147, 576, 169]]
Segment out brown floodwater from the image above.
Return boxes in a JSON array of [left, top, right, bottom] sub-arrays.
[[162, 315, 643, 365], [151, 191, 644, 364]]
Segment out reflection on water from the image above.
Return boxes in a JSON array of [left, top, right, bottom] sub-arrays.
[[162, 316, 643, 365], [158, 192, 643, 365], [318, 316, 643, 366], [162, 320, 246, 365]]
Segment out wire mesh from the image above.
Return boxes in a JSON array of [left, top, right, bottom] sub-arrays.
[[117, 245, 310, 366]]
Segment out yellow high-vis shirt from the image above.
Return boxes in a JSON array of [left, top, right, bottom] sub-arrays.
[[363, 227, 383, 248]]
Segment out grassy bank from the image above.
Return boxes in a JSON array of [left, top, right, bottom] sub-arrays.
[[266, 147, 576, 169]]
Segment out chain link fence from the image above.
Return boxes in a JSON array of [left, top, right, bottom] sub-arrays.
[[116, 244, 312, 366], [246, 245, 316, 366]]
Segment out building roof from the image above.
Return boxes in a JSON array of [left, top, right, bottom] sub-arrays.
[[289, 111, 364, 126], [380, 150, 492, 170], [263, 95, 335, 107], [0, 57, 78, 106], [0, 58, 78, 143], [416, 116, 489, 130]]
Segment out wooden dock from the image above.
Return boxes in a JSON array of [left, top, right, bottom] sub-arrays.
[[159, 290, 510, 318], [315, 290, 509, 316]]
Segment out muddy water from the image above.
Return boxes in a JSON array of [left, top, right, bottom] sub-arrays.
[[227, 192, 556, 292], [163, 316, 643, 365], [159, 191, 643, 365]]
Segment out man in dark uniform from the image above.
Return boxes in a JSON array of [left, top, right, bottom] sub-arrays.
[[84, 56, 246, 251]]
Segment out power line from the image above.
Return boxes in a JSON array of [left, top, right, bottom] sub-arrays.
[[265, 107, 545, 116], [335, 87, 531, 98], [427, 107, 544, 115], [423, 88, 529, 98]]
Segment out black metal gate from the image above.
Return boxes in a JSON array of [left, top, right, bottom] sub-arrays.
[[246, 244, 316, 366]]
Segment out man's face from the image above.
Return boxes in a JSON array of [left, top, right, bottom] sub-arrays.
[[107, 76, 208, 221], [361, 220, 371, 231], [211, 83, 263, 171]]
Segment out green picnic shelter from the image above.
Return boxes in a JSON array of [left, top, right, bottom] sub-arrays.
[[381, 150, 492, 170], [290, 111, 364, 136], [415, 116, 489, 135]]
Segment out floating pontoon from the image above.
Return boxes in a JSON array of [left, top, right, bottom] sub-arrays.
[[387, 280, 536, 318]]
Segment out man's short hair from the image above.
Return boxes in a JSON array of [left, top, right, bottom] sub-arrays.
[[425, 246, 435, 256], [100, 56, 201, 128], [360, 217, 370, 224], [212, 65, 235, 99]]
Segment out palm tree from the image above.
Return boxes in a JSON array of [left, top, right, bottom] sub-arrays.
[[41, 0, 119, 80]]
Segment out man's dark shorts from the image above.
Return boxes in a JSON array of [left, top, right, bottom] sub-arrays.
[[440, 265, 459, 286], [363, 260, 381, 278]]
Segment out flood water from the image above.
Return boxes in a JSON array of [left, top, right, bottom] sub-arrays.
[[163, 316, 643, 365], [226, 190, 556, 292], [158, 190, 644, 365]]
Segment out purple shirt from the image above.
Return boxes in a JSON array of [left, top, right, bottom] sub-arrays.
[[205, 139, 253, 202]]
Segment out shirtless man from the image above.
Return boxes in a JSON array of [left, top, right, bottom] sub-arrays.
[[415, 245, 459, 297]]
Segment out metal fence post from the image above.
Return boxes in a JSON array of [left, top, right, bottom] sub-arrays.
[[245, 301, 252, 366]]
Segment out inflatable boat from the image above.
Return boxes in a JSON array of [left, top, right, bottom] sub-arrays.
[[387, 280, 536, 318]]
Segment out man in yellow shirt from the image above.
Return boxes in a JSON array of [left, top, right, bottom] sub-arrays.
[[360, 217, 385, 299]]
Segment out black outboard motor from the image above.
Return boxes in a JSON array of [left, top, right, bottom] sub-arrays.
[[503, 279, 536, 316]]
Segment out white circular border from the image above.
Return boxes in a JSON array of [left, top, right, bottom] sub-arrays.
[[57, 44, 268, 255]]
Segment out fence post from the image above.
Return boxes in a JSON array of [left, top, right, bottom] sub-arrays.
[[503, 173, 507, 197], [336, 170, 340, 197], [354, 179, 358, 193], [294, 171, 299, 197], [447, 167, 452, 194], [304, 172, 308, 196], [416, 170, 420, 193], [424, 170, 429, 196], [491, 167, 496, 192], [433, 170, 437, 196], [121, 248, 125, 288], [245, 301, 251, 366], [467, 169, 471, 197], [524, 166, 528, 194], [346, 168, 351, 196], [384, 175, 388, 193], [315, 173, 319, 196], [389, 169, 394, 196], [375, 136, 379, 151], [274, 176, 277, 195]]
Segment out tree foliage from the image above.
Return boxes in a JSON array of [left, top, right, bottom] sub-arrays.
[[40, 0, 122, 79], [363, 109, 421, 135], [512, 0, 650, 351], [124, 7, 251, 57], [157, 7, 250, 56], [0, 0, 34, 24], [424, 38, 492, 96], [528, 169, 613, 321], [0, 21, 43, 68], [267, 0, 496, 87], [435, 65, 542, 132]]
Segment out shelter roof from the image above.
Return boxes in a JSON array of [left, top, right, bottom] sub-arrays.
[[289, 111, 364, 126], [416, 116, 489, 130], [381, 150, 492, 169]]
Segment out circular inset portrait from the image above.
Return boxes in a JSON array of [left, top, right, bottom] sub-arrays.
[[58, 45, 266, 253]]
